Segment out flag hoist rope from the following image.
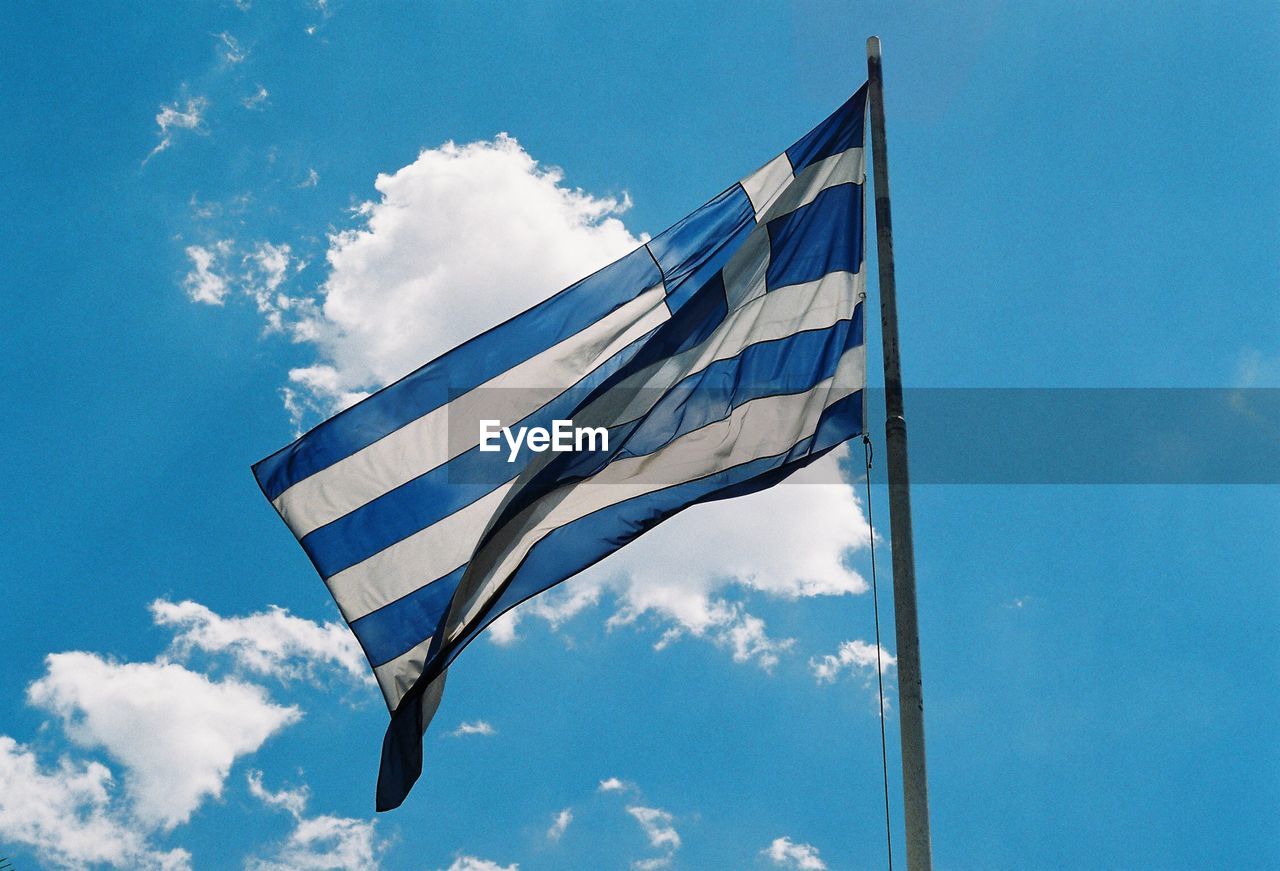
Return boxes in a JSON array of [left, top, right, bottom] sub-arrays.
[[863, 433, 895, 871]]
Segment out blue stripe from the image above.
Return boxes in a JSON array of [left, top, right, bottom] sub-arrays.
[[432, 389, 866, 673], [299, 323, 662, 578], [785, 85, 868, 174], [350, 565, 463, 668], [253, 245, 663, 501], [647, 185, 755, 311], [766, 183, 864, 291]]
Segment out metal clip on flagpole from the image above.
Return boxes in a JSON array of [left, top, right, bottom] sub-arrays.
[[866, 35, 934, 871]]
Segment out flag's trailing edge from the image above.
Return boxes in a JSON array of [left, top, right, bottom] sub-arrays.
[[252, 84, 869, 811]]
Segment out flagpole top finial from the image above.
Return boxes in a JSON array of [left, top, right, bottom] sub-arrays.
[[867, 36, 882, 59]]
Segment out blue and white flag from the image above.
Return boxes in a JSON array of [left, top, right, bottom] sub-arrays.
[[254, 85, 869, 810]]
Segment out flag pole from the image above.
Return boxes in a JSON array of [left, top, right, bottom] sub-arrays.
[[866, 35, 934, 871]]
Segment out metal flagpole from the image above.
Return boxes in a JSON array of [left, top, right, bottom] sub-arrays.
[[866, 35, 934, 871]]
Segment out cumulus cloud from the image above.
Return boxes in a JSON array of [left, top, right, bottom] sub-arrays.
[[26, 652, 299, 829], [598, 776, 630, 793], [764, 836, 828, 870], [297, 167, 320, 188], [448, 720, 497, 738], [151, 597, 366, 683], [809, 639, 896, 685], [147, 96, 206, 162], [0, 737, 191, 871], [546, 807, 573, 841], [245, 771, 382, 871]]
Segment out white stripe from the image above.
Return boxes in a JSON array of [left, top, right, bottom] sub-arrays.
[[327, 480, 515, 621], [373, 635, 433, 711], [758, 147, 864, 225], [274, 283, 670, 538], [740, 152, 794, 219], [324, 271, 863, 624], [447, 346, 867, 640]]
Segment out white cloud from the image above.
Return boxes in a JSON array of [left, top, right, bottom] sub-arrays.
[[546, 807, 573, 841], [218, 31, 246, 64], [626, 805, 680, 851], [448, 720, 496, 738], [284, 133, 641, 415], [764, 836, 828, 870], [297, 167, 320, 188], [245, 771, 381, 871], [0, 736, 191, 871], [27, 652, 299, 830], [809, 639, 896, 684], [147, 96, 206, 162], [182, 240, 233, 304], [442, 857, 519, 871], [151, 597, 366, 683], [597, 776, 630, 793], [243, 85, 270, 109]]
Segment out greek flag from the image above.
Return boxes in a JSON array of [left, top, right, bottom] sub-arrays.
[[254, 85, 869, 810]]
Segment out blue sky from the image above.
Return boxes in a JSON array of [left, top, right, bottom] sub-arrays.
[[2, 2, 1277, 869]]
